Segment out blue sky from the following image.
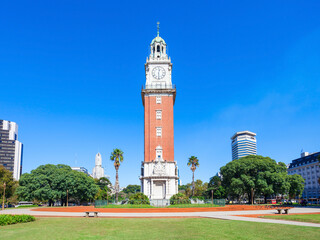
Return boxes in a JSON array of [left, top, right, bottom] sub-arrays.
[[1, 1, 319, 187]]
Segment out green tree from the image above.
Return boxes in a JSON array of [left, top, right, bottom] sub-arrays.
[[16, 164, 98, 205], [287, 174, 305, 199], [123, 185, 140, 194], [110, 148, 124, 202], [193, 179, 208, 198], [0, 165, 18, 206], [94, 177, 112, 200], [128, 192, 149, 204], [206, 176, 226, 199], [220, 155, 289, 204], [170, 193, 191, 205], [187, 156, 199, 197]]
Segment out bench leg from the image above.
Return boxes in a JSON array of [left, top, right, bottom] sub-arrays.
[[284, 210, 289, 214]]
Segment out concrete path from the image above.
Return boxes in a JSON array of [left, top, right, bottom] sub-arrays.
[[1, 207, 320, 228]]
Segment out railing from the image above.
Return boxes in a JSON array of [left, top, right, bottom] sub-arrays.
[[94, 199, 225, 208], [142, 83, 176, 90]]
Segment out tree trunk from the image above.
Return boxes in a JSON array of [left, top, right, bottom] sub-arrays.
[[115, 168, 119, 203], [192, 170, 195, 197]]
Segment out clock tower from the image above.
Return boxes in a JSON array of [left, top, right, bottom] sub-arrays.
[[140, 23, 179, 204]]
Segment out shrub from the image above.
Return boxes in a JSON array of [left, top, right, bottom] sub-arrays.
[[17, 204, 39, 208], [0, 214, 35, 226], [170, 193, 191, 205], [191, 196, 205, 201], [128, 193, 150, 205]]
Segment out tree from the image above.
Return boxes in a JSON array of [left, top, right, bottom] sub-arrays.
[[193, 179, 208, 198], [220, 155, 289, 204], [287, 174, 305, 199], [123, 185, 140, 194], [206, 176, 226, 199], [0, 165, 18, 206], [94, 177, 112, 200], [187, 156, 199, 196], [170, 193, 191, 205], [110, 148, 124, 202], [16, 164, 99, 205], [128, 193, 149, 205]]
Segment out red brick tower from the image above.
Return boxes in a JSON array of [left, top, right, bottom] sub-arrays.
[[140, 23, 179, 202]]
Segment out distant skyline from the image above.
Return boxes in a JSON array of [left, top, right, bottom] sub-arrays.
[[1, 1, 320, 186]]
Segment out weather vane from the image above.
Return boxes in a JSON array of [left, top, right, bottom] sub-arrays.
[[157, 21, 160, 37]]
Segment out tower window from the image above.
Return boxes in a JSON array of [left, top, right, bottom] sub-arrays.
[[156, 110, 162, 120], [157, 45, 160, 52], [156, 96, 161, 104], [156, 127, 162, 137]]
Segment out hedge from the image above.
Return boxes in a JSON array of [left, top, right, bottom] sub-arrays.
[[0, 214, 36, 226]]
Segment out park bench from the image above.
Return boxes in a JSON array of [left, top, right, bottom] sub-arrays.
[[85, 211, 100, 217], [275, 208, 291, 214]]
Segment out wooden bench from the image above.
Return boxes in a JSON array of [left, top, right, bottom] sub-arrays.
[[276, 208, 290, 214], [85, 211, 99, 217]]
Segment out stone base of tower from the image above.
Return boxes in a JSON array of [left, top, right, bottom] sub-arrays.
[[140, 160, 178, 204]]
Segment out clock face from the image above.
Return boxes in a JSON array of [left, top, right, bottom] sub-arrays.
[[152, 66, 166, 80]]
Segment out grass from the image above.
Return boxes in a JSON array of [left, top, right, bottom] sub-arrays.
[[262, 214, 320, 224], [99, 204, 154, 208], [167, 203, 220, 208], [98, 204, 222, 208], [16, 205, 39, 208], [1, 217, 320, 240]]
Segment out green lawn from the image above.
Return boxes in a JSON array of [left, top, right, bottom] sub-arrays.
[[1, 217, 319, 240], [263, 214, 320, 224], [99, 204, 154, 208], [166, 203, 220, 208], [98, 203, 221, 208]]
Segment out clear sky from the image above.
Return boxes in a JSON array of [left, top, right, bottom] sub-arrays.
[[1, 1, 319, 187]]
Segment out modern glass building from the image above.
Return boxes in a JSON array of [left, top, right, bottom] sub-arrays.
[[0, 120, 23, 180], [231, 131, 257, 160], [71, 167, 90, 176], [287, 152, 320, 199]]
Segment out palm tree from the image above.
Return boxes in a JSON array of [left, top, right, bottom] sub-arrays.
[[187, 156, 199, 197], [110, 148, 124, 202]]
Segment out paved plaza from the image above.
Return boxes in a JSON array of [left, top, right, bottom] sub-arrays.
[[1, 207, 320, 227]]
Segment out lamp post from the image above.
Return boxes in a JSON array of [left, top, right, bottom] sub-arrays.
[[211, 189, 213, 205], [66, 189, 69, 207], [2, 182, 6, 211]]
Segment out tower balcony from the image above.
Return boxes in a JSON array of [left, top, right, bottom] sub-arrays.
[[143, 83, 176, 90], [141, 84, 176, 106]]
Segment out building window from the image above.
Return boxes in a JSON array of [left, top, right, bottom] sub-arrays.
[[156, 127, 162, 137], [156, 110, 162, 120], [156, 96, 161, 104]]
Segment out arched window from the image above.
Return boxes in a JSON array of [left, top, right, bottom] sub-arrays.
[[157, 45, 160, 52]]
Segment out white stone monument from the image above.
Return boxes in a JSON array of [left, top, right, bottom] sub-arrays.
[[92, 152, 105, 179]]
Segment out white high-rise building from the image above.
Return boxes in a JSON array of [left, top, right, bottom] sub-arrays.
[[0, 120, 23, 180], [92, 152, 105, 179], [231, 131, 257, 160]]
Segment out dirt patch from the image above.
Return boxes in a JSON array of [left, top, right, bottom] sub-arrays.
[[32, 205, 272, 213]]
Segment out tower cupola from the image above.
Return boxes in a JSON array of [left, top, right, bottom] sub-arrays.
[[150, 22, 168, 60]]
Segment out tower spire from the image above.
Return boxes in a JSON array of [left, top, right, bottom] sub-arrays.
[[157, 21, 160, 37]]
